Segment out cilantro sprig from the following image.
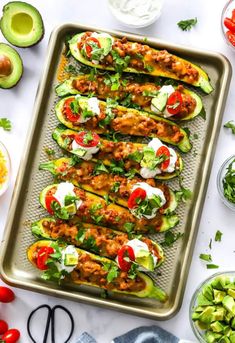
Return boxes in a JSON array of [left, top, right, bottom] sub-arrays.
[[224, 121, 235, 134], [222, 159, 235, 203], [0, 118, 12, 131], [177, 18, 198, 31]]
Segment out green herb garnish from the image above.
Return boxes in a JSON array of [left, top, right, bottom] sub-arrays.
[[199, 253, 212, 262], [215, 230, 223, 242], [223, 159, 235, 203], [177, 18, 198, 31], [111, 182, 120, 193], [161, 231, 184, 247], [224, 121, 235, 134], [0, 118, 12, 131], [206, 264, 219, 269], [44, 148, 55, 157]]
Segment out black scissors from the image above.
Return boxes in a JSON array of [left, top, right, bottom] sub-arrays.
[[27, 304, 74, 343]]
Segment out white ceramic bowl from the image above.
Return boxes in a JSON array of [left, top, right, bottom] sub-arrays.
[[107, 0, 164, 28], [217, 155, 235, 211], [0, 141, 11, 196], [221, 0, 235, 51]]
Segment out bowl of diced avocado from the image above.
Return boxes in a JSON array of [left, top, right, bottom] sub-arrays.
[[217, 155, 235, 212], [190, 272, 235, 343]]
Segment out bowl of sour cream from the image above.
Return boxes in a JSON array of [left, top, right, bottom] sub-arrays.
[[108, 0, 164, 28], [0, 141, 11, 196]]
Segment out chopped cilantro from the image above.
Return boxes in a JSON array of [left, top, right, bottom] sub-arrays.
[[143, 37, 148, 43], [102, 262, 119, 283], [70, 99, 79, 114], [76, 228, 86, 243], [176, 176, 193, 202], [161, 231, 184, 247], [209, 238, 212, 250], [125, 169, 137, 179], [103, 194, 110, 204], [224, 120, 235, 134], [0, 118, 12, 131], [111, 181, 120, 193], [144, 64, 154, 72], [199, 253, 212, 262], [215, 230, 223, 242], [109, 160, 125, 174], [177, 18, 198, 31], [111, 50, 130, 73], [128, 263, 138, 279], [140, 147, 165, 170], [124, 222, 135, 234], [93, 162, 109, 175], [128, 150, 143, 163], [44, 148, 55, 157], [64, 64, 77, 74], [222, 159, 235, 203], [83, 132, 94, 145], [90, 203, 104, 224]]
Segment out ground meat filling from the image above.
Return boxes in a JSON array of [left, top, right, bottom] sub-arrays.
[[72, 76, 197, 118], [53, 161, 171, 213], [46, 187, 163, 233], [70, 254, 146, 292], [78, 32, 199, 84], [41, 220, 162, 261]]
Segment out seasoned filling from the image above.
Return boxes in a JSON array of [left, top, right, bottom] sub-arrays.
[[72, 76, 196, 118], [70, 254, 146, 292], [53, 160, 171, 213], [62, 97, 184, 143], [78, 32, 199, 84], [58, 137, 180, 176], [46, 186, 163, 233], [41, 220, 162, 261]]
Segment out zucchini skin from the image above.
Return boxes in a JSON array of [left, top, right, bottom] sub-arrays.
[[39, 157, 178, 214], [55, 96, 191, 152], [55, 75, 204, 121], [52, 126, 184, 180], [27, 239, 168, 301], [31, 217, 165, 269], [39, 184, 179, 234], [69, 33, 213, 94]]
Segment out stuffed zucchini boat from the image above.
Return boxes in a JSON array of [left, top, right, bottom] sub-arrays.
[[55, 95, 191, 152], [32, 218, 165, 271], [39, 158, 178, 215], [69, 31, 213, 94], [52, 127, 183, 180], [56, 74, 204, 121], [39, 182, 179, 234], [27, 240, 167, 301]]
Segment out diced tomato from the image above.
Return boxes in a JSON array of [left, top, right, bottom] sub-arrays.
[[74, 131, 100, 147], [36, 246, 55, 270], [226, 30, 235, 47], [156, 146, 170, 170], [224, 17, 235, 32], [45, 195, 60, 214], [128, 188, 147, 209], [166, 91, 183, 115], [84, 37, 101, 58], [63, 98, 80, 123], [232, 9, 235, 22], [117, 245, 135, 272]]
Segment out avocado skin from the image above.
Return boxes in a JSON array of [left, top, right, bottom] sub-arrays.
[[0, 43, 23, 88], [0, 1, 44, 48]]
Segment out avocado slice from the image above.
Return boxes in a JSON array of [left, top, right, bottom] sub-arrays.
[[228, 289, 235, 299], [213, 289, 227, 304], [27, 239, 168, 302], [223, 296, 235, 316], [0, 43, 23, 88], [0, 1, 44, 47], [64, 253, 78, 266], [204, 331, 223, 343], [198, 306, 216, 324], [210, 321, 226, 333]]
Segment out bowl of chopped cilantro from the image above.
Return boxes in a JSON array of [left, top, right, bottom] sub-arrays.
[[217, 155, 235, 211], [0, 141, 10, 196]]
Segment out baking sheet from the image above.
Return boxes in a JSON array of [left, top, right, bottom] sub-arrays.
[[0, 23, 232, 320]]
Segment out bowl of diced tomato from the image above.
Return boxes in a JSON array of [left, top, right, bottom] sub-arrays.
[[221, 0, 235, 49]]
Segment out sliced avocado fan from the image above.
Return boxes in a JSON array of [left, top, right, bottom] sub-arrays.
[[0, 1, 44, 47], [0, 43, 23, 88]]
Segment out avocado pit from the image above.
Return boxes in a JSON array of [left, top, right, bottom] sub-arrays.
[[0, 54, 12, 77]]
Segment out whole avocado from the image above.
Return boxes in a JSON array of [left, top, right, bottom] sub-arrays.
[[0, 1, 44, 48]]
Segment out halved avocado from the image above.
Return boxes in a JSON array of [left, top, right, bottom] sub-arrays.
[[55, 75, 204, 122], [27, 239, 168, 301], [69, 33, 213, 94], [55, 96, 191, 152], [0, 43, 23, 88], [31, 217, 165, 269], [0, 1, 44, 47], [39, 157, 178, 214], [51, 127, 184, 180], [39, 184, 179, 234]]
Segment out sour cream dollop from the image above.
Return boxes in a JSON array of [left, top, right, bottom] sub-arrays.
[[130, 182, 166, 219], [126, 238, 158, 269], [140, 138, 177, 179], [53, 182, 82, 209], [56, 245, 79, 274]]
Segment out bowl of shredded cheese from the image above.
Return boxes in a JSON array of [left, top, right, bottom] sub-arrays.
[[0, 142, 10, 196]]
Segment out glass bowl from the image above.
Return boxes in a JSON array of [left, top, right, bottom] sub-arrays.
[[107, 0, 164, 28], [217, 155, 235, 211], [190, 271, 235, 343], [221, 0, 235, 51], [0, 141, 11, 196]]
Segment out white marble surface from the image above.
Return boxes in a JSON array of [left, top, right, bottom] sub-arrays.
[[0, 0, 235, 342]]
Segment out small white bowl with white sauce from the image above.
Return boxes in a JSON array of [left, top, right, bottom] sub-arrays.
[[108, 0, 164, 28]]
